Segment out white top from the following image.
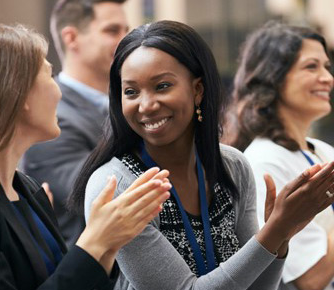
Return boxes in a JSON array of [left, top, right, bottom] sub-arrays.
[[245, 137, 334, 289]]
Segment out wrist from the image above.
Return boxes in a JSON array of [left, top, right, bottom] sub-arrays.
[[99, 249, 118, 275], [76, 229, 106, 262], [256, 219, 290, 255], [277, 240, 289, 258]]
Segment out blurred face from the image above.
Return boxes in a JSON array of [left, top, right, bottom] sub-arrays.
[[121, 47, 203, 149], [76, 2, 128, 77], [19, 59, 62, 142], [279, 39, 333, 123]]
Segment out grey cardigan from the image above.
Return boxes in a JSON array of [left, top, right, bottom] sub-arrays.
[[85, 144, 284, 290]]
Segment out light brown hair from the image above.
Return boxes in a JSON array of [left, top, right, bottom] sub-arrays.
[[0, 24, 48, 150]]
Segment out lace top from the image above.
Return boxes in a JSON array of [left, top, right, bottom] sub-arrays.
[[121, 153, 240, 276]]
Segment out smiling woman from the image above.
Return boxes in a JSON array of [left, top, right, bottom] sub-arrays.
[[71, 20, 334, 290], [0, 23, 170, 290], [121, 47, 203, 148], [231, 21, 334, 290], [279, 39, 332, 124]]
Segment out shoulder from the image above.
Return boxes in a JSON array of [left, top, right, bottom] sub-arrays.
[[308, 137, 334, 154], [245, 138, 288, 160], [219, 143, 253, 180], [244, 137, 297, 169], [87, 157, 136, 194], [219, 144, 255, 202], [55, 80, 89, 115]]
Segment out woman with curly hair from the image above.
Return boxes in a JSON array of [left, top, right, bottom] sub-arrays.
[[233, 21, 334, 290]]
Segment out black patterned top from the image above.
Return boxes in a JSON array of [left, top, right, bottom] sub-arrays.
[[121, 153, 240, 277]]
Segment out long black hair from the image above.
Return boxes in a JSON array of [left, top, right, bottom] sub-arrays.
[[230, 21, 328, 152], [69, 20, 238, 214]]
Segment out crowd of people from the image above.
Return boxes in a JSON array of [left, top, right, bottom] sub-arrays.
[[1, 0, 334, 289]]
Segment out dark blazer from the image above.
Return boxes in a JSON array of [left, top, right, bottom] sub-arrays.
[[21, 77, 108, 247], [0, 171, 115, 290]]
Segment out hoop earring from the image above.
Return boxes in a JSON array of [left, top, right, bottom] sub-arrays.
[[196, 105, 203, 122]]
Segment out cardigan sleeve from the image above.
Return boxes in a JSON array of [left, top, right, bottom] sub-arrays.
[[84, 148, 284, 290], [222, 145, 284, 290]]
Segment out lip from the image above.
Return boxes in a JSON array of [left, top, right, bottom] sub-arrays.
[[140, 117, 171, 132], [311, 90, 331, 100]]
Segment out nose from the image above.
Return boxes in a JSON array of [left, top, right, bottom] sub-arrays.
[[138, 93, 160, 114], [319, 67, 334, 87]]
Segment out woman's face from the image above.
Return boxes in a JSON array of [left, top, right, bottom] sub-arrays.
[[19, 59, 62, 142], [121, 46, 203, 148], [279, 39, 333, 123]]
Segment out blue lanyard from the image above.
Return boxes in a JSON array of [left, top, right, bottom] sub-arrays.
[[140, 144, 216, 275], [11, 198, 57, 275], [300, 150, 315, 166], [300, 150, 334, 210]]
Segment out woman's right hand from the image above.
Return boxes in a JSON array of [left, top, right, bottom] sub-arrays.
[[76, 167, 171, 273], [256, 162, 334, 255]]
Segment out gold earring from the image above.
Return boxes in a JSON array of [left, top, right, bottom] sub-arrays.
[[196, 105, 203, 122]]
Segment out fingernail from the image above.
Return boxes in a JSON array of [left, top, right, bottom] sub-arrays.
[[153, 180, 162, 186], [107, 175, 116, 184], [163, 183, 172, 190]]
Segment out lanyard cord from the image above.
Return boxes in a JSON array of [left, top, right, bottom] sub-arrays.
[[140, 144, 216, 275], [300, 150, 315, 166]]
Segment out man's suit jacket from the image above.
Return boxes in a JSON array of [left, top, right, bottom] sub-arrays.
[[21, 78, 108, 246], [0, 172, 115, 290]]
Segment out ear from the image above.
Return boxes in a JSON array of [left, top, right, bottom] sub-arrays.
[[192, 77, 204, 106], [61, 26, 79, 52]]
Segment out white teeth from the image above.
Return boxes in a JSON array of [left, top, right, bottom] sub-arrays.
[[144, 118, 168, 130], [313, 91, 329, 97]]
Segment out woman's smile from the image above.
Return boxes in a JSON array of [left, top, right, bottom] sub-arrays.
[[121, 46, 203, 147]]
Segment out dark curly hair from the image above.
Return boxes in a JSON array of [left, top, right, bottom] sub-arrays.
[[230, 21, 328, 152]]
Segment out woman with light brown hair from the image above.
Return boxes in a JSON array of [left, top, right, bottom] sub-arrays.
[[0, 23, 170, 290]]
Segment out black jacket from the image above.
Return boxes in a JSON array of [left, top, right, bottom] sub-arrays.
[[0, 171, 116, 290]]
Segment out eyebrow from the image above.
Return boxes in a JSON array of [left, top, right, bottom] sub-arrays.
[[300, 57, 330, 64], [103, 23, 129, 32], [122, 72, 177, 84]]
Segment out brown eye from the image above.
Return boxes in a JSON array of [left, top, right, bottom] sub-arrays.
[[305, 63, 317, 70], [156, 82, 172, 91], [124, 88, 138, 96]]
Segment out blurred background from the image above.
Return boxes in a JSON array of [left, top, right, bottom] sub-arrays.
[[1, 0, 333, 143]]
